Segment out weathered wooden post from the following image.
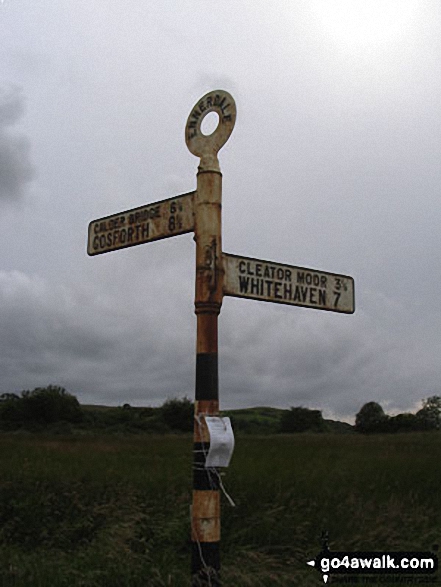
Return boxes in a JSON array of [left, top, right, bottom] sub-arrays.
[[186, 90, 236, 587]]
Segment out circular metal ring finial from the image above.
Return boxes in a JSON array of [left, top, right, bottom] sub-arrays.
[[185, 90, 236, 163]]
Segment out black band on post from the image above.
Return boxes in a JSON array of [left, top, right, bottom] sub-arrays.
[[196, 353, 218, 400], [192, 542, 221, 586]]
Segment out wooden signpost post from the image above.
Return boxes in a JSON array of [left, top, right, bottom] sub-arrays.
[[87, 89, 355, 586]]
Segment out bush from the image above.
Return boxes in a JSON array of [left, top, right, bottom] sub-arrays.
[[387, 413, 420, 433], [0, 386, 83, 430], [416, 396, 441, 431], [355, 402, 388, 433], [279, 406, 326, 433], [159, 397, 193, 432]]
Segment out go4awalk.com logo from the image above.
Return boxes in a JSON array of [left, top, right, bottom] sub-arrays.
[[307, 537, 438, 584]]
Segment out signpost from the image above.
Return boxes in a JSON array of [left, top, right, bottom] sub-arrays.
[[87, 89, 355, 586], [223, 253, 355, 314], [87, 191, 195, 256]]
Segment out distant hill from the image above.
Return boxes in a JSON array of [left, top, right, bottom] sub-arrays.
[[222, 406, 283, 434], [80, 403, 354, 434], [323, 419, 354, 434], [222, 406, 354, 434]]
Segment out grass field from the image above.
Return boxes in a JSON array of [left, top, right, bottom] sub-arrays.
[[0, 432, 439, 586]]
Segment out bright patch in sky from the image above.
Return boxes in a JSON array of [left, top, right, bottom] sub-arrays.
[[312, 0, 418, 46]]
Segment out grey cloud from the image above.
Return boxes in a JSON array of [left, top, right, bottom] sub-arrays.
[[1, 2, 440, 420], [0, 269, 195, 406], [0, 271, 117, 377], [0, 86, 35, 201], [219, 295, 440, 422]]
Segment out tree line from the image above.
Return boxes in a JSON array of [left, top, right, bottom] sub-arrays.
[[0, 387, 194, 434], [0, 386, 439, 434], [279, 397, 441, 434], [354, 397, 441, 433]]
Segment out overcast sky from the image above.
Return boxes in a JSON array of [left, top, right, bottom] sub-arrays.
[[1, 0, 440, 422]]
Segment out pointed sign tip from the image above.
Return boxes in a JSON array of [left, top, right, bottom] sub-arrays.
[[323, 574, 329, 584], [306, 560, 315, 567]]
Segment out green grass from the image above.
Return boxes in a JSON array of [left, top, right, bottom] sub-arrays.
[[0, 433, 439, 586]]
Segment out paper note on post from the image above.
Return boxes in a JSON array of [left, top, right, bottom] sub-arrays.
[[204, 417, 235, 467]]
